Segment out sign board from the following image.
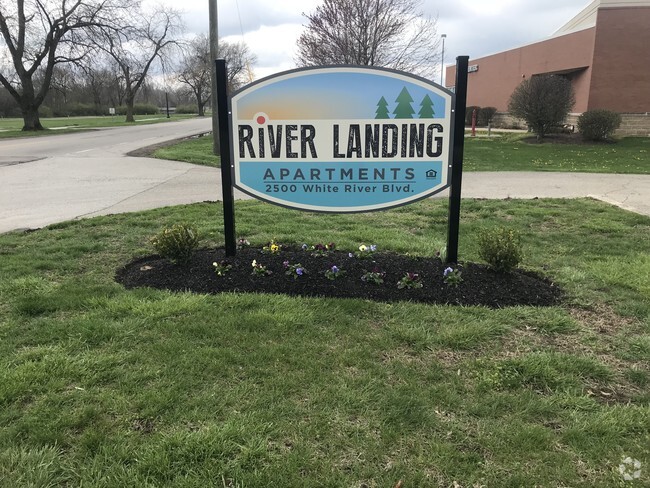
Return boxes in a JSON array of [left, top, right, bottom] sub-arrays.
[[109, 107, 116, 115], [468, 65, 479, 73], [230, 66, 454, 213]]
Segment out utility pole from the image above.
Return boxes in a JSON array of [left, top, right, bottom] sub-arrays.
[[209, 0, 220, 154]]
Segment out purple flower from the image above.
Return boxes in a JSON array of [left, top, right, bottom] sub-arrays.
[[330, 265, 339, 273], [301, 243, 308, 250], [349, 252, 354, 258], [444, 267, 453, 276], [296, 267, 304, 276], [370, 244, 377, 252], [283, 260, 290, 268]]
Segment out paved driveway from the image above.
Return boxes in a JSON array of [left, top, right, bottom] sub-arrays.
[[1, 120, 649, 234]]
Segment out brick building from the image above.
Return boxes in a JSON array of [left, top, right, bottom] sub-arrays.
[[445, 0, 650, 124]]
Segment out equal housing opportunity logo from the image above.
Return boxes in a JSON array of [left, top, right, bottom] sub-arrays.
[[230, 66, 454, 213]]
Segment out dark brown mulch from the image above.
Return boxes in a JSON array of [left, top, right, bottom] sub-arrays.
[[115, 247, 562, 308]]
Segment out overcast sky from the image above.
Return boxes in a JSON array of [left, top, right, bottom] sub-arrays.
[[152, 0, 591, 82]]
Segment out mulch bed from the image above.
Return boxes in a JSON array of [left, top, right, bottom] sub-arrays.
[[116, 247, 562, 308]]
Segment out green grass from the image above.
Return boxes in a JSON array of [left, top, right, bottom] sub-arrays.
[[464, 133, 650, 173], [1, 198, 649, 486], [151, 131, 650, 174], [153, 134, 220, 166], [0, 115, 198, 139]]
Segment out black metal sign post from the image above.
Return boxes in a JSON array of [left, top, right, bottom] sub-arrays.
[[216, 59, 237, 256], [446, 56, 469, 264]]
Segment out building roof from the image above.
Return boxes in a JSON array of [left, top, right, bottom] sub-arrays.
[[553, 0, 650, 36]]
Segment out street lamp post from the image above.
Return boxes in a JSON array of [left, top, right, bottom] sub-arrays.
[[440, 34, 447, 86]]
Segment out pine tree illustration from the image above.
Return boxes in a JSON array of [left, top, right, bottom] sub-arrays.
[[418, 94, 435, 118], [375, 96, 390, 119], [393, 87, 415, 119]]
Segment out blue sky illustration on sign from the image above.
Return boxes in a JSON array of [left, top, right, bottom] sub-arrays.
[[235, 71, 447, 121]]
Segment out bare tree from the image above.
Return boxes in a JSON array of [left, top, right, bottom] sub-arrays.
[[178, 34, 255, 116], [92, 5, 182, 122], [0, 0, 128, 130], [296, 0, 439, 78], [508, 75, 575, 140]]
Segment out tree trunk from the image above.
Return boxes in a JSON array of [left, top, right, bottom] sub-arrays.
[[21, 105, 45, 131], [196, 90, 204, 116], [125, 99, 135, 122]]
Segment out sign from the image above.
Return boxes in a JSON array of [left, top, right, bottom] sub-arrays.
[[230, 66, 454, 213], [109, 107, 116, 115], [468, 65, 479, 73]]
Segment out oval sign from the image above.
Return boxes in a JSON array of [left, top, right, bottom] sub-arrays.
[[230, 66, 454, 213]]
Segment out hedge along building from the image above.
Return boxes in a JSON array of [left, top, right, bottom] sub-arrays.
[[445, 0, 650, 136]]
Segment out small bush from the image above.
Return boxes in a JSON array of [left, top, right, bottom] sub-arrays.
[[150, 223, 199, 264], [477, 227, 523, 273], [578, 109, 622, 141], [478, 107, 497, 126]]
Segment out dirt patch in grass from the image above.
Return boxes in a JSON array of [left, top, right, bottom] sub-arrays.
[[116, 246, 562, 308]]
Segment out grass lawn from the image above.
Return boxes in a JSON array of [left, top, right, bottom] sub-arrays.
[[464, 133, 650, 174], [0, 115, 198, 139], [152, 132, 650, 174], [1, 198, 649, 486], [152, 133, 219, 167]]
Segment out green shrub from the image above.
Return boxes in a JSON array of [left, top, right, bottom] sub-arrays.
[[478, 107, 497, 126], [68, 102, 105, 117], [38, 105, 53, 118], [150, 223, 199, 264], [175, 104, 198, 114], [116, 104, 160, 115], [578, 109, 622, 141], [477, 227, 523, 272]]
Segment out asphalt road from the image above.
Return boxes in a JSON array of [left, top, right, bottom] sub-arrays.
[[1, 119, 649, 234]]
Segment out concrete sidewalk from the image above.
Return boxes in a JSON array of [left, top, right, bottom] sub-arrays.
[[83, 169, 650, 219], [1, 118, 649, 233], [2, 158, 650, 234]]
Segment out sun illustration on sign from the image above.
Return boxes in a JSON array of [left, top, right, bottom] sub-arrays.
[[254, 113, 269, 125]]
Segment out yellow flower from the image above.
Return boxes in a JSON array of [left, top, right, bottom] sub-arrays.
[[270, 243, 279, 252], [252, 260, 257, 267], [359, 245, 367, 252]]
